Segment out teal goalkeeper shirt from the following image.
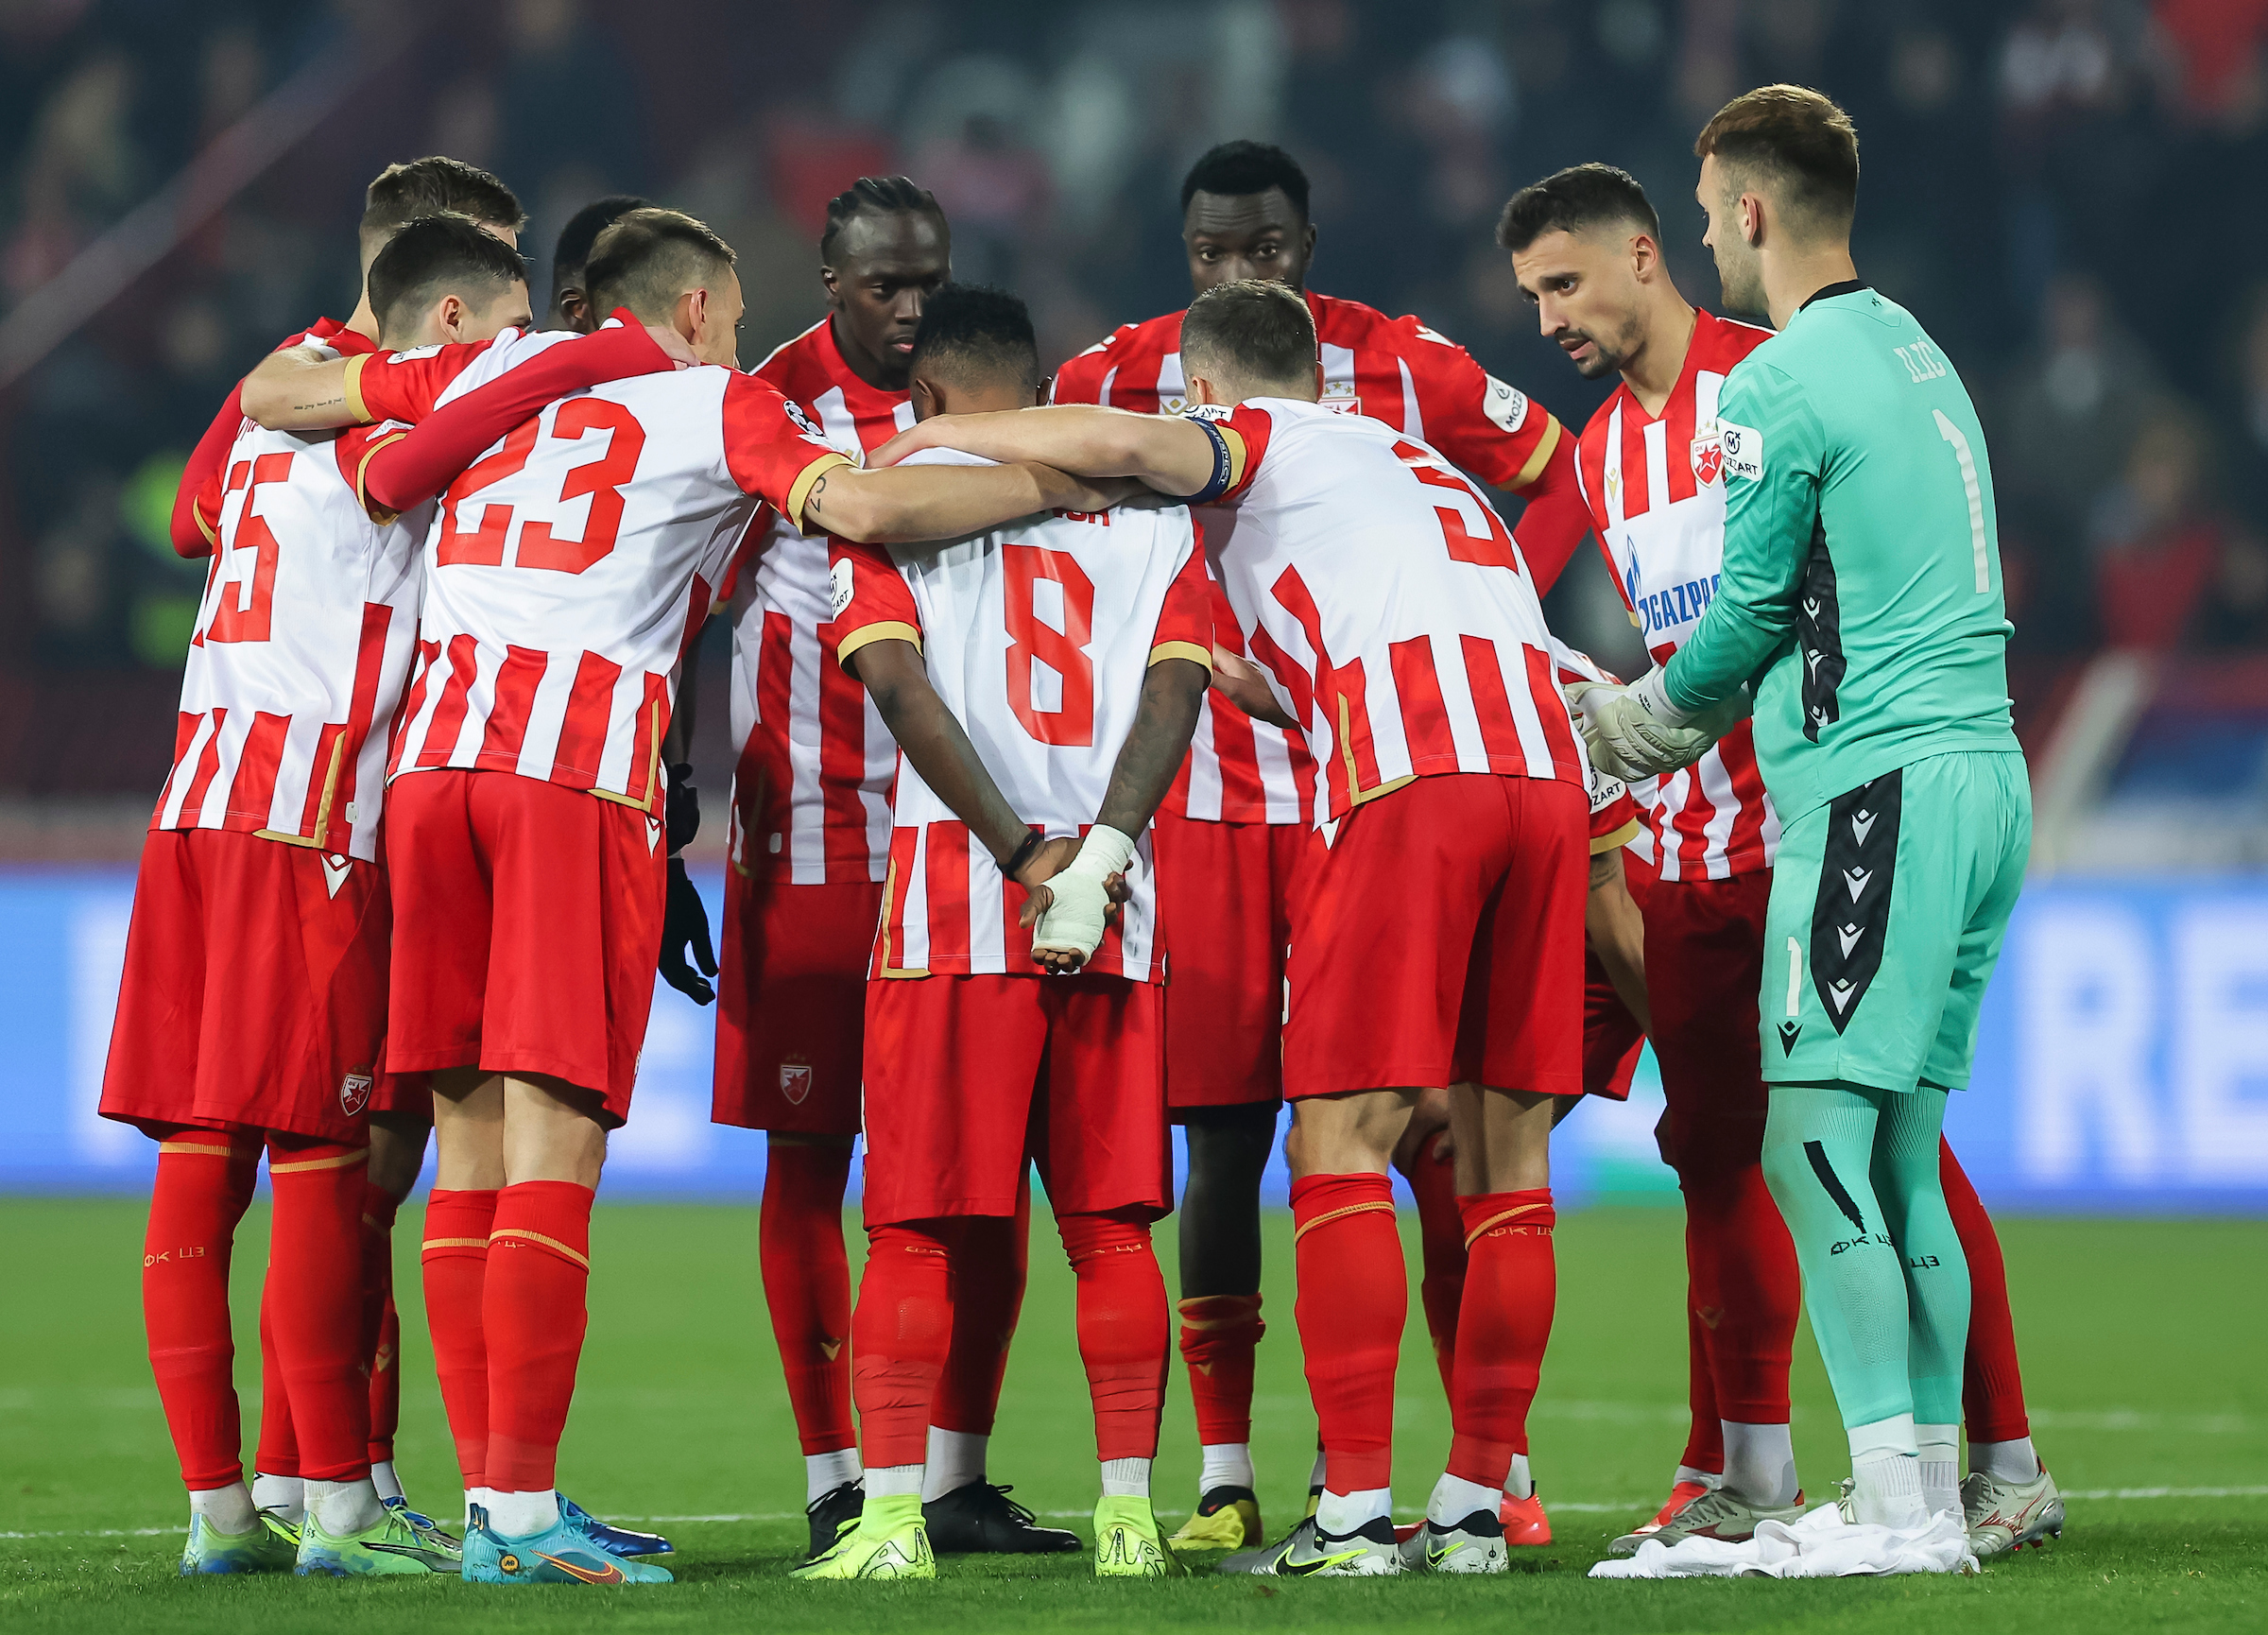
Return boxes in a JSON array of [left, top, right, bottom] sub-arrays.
[[1662, 283, 2023, 823]]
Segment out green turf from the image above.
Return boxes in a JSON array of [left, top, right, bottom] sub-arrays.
[[2, 1197, 2260, 1631]]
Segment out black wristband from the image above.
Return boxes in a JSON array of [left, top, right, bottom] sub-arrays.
[[1179, 416, 1235, 504], [1001, 828, 1043, 883]]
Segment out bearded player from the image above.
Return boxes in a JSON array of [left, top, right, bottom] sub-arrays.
[[710, 177, 1071, 1559], [803, 284, 1207, 1580], [1049, 139, 1593, 1549], [1507, 156, 2060, 1556], [109, 201, 548, 1577], [284, 207, 1128, 1585], [1572, 90, 2033, 1555], [881, 279, 1590, 1576]]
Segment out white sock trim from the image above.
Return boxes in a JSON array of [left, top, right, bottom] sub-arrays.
[[1199, 1442, 1255, 1494], [485, 1489, 560, 1540], [1314, 1487, 1390, 1535], [921, 1428, 988, 1502], [1971, 1436, 2040, 1484], [1100, 1457, 1151, 1498], [189, 1482, 258, 1535], [369, 1459, 404, 1505], [1503, 1454, 1534, 1502], [865, 1463, 923, 1499], [1848, 1411, 1918, 1462], [805, 1447, 863, 1506], [1425, 1472, 1499, 1526], [305, 1477, 385, 1537], [1722, 1420, 1799, 1507]]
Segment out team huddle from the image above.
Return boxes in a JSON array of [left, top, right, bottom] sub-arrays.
[[103, 78, 2059, 1587]]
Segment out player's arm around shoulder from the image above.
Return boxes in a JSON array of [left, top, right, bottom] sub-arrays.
[[1663, 356, 1825, 714], [866, 404, 1228, 500]]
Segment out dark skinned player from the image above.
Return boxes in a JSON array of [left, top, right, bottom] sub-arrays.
[[698, 178, 1074, 1561], [1049, 140, 1595, 1550]]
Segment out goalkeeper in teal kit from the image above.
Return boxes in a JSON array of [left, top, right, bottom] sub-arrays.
[[1574, 86, 2029, 1536]]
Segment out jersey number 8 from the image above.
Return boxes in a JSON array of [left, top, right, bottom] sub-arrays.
[[1003, 543, 1095, 747]]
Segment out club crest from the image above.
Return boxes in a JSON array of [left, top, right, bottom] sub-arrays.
[[339, 1070, 372, 1116], [1691, 422, 1724, 486], [780, 1059, 813, 1105]]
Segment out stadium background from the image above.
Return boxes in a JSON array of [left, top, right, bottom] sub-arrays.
[[0, 0, 2261, 1213]]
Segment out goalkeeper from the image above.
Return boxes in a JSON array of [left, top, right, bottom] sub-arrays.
[[1572, 85, 2029, 1534]]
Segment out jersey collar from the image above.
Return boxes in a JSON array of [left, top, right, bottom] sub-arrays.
[[1798, 279, 1870, 312]]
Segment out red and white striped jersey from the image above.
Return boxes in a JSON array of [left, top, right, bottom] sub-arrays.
[[730, 319, 910, 884], [1574, 309, 1781, 881], [382, 355, 847, 806], [1053, 292, 1569, 827], [155, 320, 430, 864], [1205, 400, 1586, 821], [827, 454, 1212, 982]]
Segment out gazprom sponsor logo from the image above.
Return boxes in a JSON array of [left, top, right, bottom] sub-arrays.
[[1633, 572, 1723, 639]]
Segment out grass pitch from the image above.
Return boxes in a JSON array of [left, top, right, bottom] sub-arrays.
[[1, 1196, 2260, 1632]]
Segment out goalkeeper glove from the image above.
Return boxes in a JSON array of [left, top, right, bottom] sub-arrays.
[[1569, 668, 1748, 778]]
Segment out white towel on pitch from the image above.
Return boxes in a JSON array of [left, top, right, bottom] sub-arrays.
[[1589, 1501, 1978, 1579]]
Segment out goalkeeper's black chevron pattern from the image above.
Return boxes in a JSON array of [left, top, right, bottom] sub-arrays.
[[1797, 518, 1845, 743], [1809, 769, 1901, 1034]]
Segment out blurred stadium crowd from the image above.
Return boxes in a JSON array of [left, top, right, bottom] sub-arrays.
[[2, 0, 2265, 818]]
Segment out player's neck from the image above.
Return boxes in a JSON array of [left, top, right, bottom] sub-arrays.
[[343, 294, 380, 345], [1762, 244, 1858, 330], [1622, 300, 1697, 419], [830, 309, 907, 395]]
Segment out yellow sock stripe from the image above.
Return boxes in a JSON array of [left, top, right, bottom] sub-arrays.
[[268, 1147, 369, 1175], [156, 1141, 250, 1159], [489, 1226, 590, 1270], [1292, 1199, 1395, 1243], [420, 1236, 490, 1253], [1462, 1201, 1552, 1249]]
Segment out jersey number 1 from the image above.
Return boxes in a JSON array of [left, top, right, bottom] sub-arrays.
[[1933, 409, 1990, 594], [1004, 543, 1095, 746]]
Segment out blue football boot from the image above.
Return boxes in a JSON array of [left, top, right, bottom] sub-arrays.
[[560, 1495, 673, 1557], [460, 1503, 674, 1586]]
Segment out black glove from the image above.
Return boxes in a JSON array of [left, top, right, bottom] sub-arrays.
[[665, 761, 700, 855], [659, 855, 718, 1005]]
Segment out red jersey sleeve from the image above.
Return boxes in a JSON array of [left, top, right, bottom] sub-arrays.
[[1390, 315, 1564, 490], [1212, 404, 1274, 503], [173, 386, 242, 558], [722, 370, 854, 529], [1047, 327, 1130, 404], [1508, 428, 1591, 594], [356, 320, 676, 514], [1148, 527, 1216, 669], [825, 536, 921, 670], [1589, 783, 1641, 852], [345, 338, 498, 424]]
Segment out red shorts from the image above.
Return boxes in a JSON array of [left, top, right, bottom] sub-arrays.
[[1152, 812, 1308, 1113], [1283, 773, 1586, 1098], [1581, 953, 1645, 1100], [384, 768, 666, 1125], [1641, 864, 1772, 1169], [861, 973, 1171, 1227], [100, 827, 388, 1144], [713, 870, 881, 1137]]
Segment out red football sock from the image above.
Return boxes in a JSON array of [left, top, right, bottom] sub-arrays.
[[759, 1139, 856, 1455], [265, 1140, 374, 1481], [254, 1276, 300, 1479], [1058, 1209, 1169, 1462], [362, 1180, 402, 1465], [1446, 1189, 1555, 1489], [1680, 1302, 1725, 1476], [1290, 1174, 1403, 1494], [421, 1188, 498, 1489], [851, 1221, 954, 1470], [1942, 1139, 2030, 1442], [1177, 1294, 1264, 1448], [484, 1180, 593, 1492], [1681, 1119, 1798, 1429], [145, 1135, 260, 1490], [933, 1182, 1030, 1436], [1400, 1138, 1467, 1397]]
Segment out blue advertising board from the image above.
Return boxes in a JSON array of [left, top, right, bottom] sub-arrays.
[[2, 867, 2260, 1213]]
